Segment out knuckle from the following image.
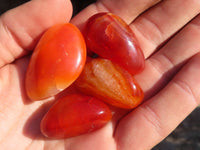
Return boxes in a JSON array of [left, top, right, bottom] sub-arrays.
[[173, 79, 199, 106]]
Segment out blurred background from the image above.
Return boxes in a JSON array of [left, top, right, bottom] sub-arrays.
[[0, 0, 200, 149]]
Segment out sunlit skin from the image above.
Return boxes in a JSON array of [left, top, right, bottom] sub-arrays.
[[25, 23, 86, 100], [75, 58, 144, 109], [40, 94, 112, 139], [1, 0, 200, 150], [84, 13, 145, 75]]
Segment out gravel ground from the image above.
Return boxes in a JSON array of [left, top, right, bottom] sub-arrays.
[[0, 0, 200, 150]]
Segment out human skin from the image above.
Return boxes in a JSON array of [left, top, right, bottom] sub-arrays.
[[0, 0, 200, 150]]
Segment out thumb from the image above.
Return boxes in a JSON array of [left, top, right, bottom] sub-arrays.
[[0, 0, 72, 67]]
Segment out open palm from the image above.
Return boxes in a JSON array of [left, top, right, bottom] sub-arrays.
[[1, 0, 200, 149]]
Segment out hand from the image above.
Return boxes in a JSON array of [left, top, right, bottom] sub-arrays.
[[0, 0, 200, 150]]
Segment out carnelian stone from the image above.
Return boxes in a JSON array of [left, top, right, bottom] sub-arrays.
[[25, 23, 86, 100], [84, 13, 145, 75], [75, 58, 144, 109], [40, 94, 112, 139]]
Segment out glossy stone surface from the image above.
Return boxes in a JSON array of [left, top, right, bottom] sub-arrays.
[[84, 12, 145, 75], [75, 58, 144, 109], [40, 94, 112, 139], [25, 23, 86, 100]]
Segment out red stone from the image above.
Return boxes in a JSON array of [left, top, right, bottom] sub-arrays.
[[25, 23, 86, 100], [40, 94, 112, 139], [75, 58, 144, 109], [84, 12, 145, 75]]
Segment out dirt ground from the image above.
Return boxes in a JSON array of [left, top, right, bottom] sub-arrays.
[[1, 0, 200, 150], [153, 107, 200, 150]]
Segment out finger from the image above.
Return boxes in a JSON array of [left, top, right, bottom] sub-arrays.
[[98, 0, 161, 24], [0, 56, 55, 148], [136, 14, 200, 99], [71, 0, 161, 30], [130, 0, 200, 58], [0, 0, 72, 68], [115, 53, 200, 150]]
